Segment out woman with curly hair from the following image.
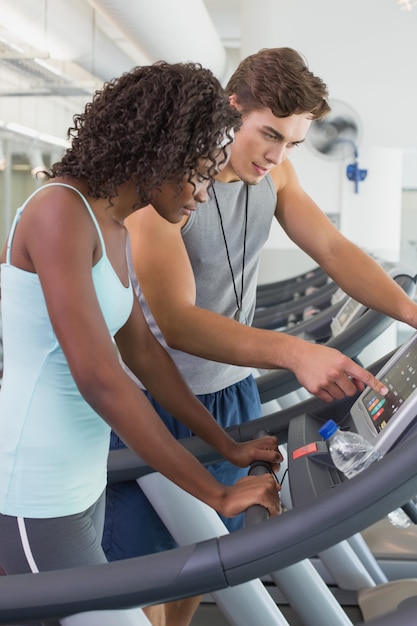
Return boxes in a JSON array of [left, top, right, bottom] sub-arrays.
[[0, 62, 281, 625]]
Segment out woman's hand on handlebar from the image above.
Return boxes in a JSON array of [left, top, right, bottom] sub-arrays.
[[224, 435, 284, 469], [220, 474, 282, 518]]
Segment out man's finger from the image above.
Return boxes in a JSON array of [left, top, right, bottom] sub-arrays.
[[349, 367, 388, 396]]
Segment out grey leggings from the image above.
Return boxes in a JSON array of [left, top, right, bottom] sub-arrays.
[[0, 494, 151, 625]]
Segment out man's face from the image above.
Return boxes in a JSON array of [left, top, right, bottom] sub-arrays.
[[219, 99, 312, 184]]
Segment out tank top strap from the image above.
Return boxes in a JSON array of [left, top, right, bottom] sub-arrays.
[[6, 182, 107, 264], [5, 206, 24, 264]]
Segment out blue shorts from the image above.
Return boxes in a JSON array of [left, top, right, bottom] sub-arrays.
[[103, 375, 261, 561]]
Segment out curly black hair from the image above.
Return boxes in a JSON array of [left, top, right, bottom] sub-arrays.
[[48, 62, 241, 204]]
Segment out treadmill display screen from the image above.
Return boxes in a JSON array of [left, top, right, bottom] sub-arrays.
[[336, 299, 359, 324], [331, 298, 365, 335], [361, 340, 417, 433]]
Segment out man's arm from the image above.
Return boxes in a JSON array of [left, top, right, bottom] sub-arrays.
[[272, 159, 417, 329], [126, 205, 293, 368], [125, 205, 389, 402]]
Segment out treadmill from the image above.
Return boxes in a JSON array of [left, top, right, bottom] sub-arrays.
[[0, 262, 415, 624], [256, 265, 328, 308], [4, 338, 417, 624], [253, 279, 338, 330], [286, 329, 417, 621], [256, 260, 416, 404], [256, 260, 416, 416]]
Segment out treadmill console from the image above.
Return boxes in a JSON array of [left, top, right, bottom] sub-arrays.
[[288, 330, 417, 506], [351, 330, 417, 454], [330, 261, 416, 338], [330, 296, 366, 336]]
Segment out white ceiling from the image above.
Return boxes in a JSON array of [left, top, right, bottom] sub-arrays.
[[0, 0, 237, 99], [0, 0, 416, 153], [0, 0, 239, 150]]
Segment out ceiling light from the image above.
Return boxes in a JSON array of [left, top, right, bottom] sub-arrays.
[[4, 123, 69, 149], [398, 0, 417, 9], [6, 123, 38, 139], [38, 133, 69, 149]]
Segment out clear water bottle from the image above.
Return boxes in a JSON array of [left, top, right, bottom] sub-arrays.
[[319, 419, 412, 529]]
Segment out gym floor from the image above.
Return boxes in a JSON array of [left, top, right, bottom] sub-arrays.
[[191, 591, 364, 625]]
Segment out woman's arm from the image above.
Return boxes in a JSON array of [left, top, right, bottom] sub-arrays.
[[20, 186, 280, 517]]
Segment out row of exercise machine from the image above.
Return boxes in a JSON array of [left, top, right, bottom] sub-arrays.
[[2, 258, 417, 624]]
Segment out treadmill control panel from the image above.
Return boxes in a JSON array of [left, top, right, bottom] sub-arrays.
[[330, 261, 415, 338], [330, 297, 365, 336], [288, 265, 417, 505], [351, 330, 417, 454], [288, 331, 417, 506]]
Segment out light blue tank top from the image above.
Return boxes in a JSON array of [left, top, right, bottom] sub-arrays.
[[0, 183, 133, 517], [130, 174, 277, 394]]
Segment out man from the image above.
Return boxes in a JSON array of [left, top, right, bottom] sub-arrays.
[[103, 48, 416, 626]]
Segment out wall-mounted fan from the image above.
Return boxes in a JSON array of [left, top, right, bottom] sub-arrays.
[[306, 99, 367, 193]]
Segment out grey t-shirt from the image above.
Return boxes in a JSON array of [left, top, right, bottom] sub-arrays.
[[128, 174, 277, 394]]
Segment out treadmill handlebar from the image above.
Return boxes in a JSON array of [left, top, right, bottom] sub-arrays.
[[244, 429, 276, 527], [2, 425, 417, 623]]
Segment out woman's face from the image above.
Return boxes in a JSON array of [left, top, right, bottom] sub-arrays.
[[150, 145, 231, 223]]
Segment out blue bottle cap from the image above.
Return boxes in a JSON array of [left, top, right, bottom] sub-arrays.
[[319, 419, 339, 441]]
